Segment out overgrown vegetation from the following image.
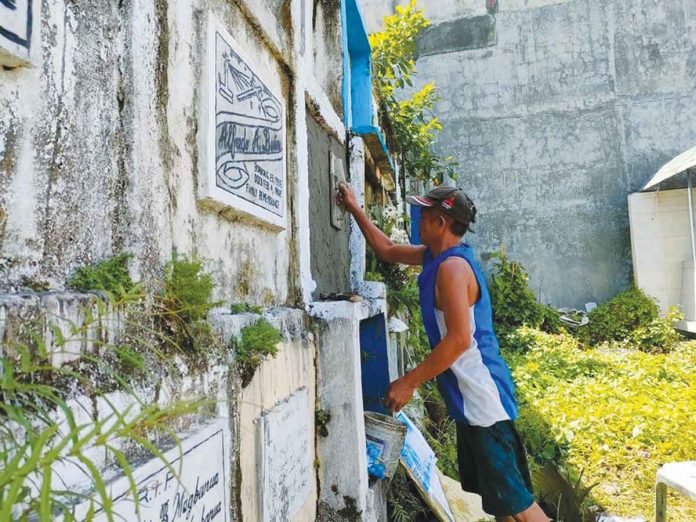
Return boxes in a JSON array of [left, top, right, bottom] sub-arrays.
[[387, 466, 430, 522], [491, 251, 691, 520], [489, 247, 560, 339], [0, 289, 209, 520], [369, 0, 458, 184], [67, 253, 135, 297], [230, 302, 263, 314], [580, 286, 659, 345], [233, 318, 282, 387], [506, 327, 696, 520], [159, 254, 222, 355]]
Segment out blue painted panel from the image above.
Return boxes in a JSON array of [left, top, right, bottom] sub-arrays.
[[340, 0, 352, 128], [410, 205, 422, 245], [360, 314, 390, 414], [350, 55, 372, 128], [341, 0, 373, 129]]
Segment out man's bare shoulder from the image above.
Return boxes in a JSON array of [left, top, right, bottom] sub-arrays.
[[438, 256, 474, 280]]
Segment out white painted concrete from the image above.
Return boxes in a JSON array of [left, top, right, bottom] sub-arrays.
[[628, 190, 694, 314]]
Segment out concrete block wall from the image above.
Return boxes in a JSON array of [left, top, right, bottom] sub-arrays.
[[359, 0, 696, 308]]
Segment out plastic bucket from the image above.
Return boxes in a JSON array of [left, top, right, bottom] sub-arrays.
[[364, 412, 407, 480]]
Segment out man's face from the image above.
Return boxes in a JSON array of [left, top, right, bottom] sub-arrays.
[[419, 207, 445, 245]]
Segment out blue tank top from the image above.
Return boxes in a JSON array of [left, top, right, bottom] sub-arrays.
[[418, 244, 518, 426]]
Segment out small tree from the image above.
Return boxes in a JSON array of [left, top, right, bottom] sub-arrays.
[[369, 0, 458, 184]]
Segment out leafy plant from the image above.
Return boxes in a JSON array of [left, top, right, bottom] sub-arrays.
[[230, 302, 263, 314], [233, 318, 282, 387], [159, 254, 222, 354], [540, 304, 563, 334], [506, 328, 696, 520], [0, 291, 209, 520], [369, 0, 458, 184], [629, 306, 684, 353], [489, 247, 545, 337], [387, 466, 431, 521], [580, 286, 659, 345], [67, 253, 135, 297]]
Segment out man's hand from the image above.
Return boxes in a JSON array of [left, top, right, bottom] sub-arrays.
[[383, 376, 416, 413], [336, 182, 359, 214]]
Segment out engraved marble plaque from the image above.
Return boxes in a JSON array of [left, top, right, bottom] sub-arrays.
[[258, 388, 311, 521], [70, 421, 230, 522]]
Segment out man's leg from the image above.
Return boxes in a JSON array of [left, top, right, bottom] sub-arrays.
[[511, 502, 551, 522], [463, 421, 551, 522], [494, 501, 551, 521]]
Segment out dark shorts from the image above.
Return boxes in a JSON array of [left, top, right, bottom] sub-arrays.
[[456, 420, 534, 517]]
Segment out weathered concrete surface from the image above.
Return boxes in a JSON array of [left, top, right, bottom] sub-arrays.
[[311, 0, 345, 120], [0, 0, 298, 307], [310, 298, 389, 521], [360, 0, 696, 307], [308, 113, 352, 298]]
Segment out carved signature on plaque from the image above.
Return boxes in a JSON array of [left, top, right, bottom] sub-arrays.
[[215, 34, 283, 199]]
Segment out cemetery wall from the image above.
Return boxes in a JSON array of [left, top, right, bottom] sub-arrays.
[[0, 1, 388, 520], [359, 0, 696, 308]]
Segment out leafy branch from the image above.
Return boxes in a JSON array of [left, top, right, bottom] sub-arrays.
[[369, 0, 458, 184]]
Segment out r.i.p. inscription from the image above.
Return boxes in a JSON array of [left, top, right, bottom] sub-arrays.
[[70, 421, 230, 522]]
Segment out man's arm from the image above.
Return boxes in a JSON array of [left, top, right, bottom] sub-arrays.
[[384, 258, 473, 412], [337, 182, 425, 266]]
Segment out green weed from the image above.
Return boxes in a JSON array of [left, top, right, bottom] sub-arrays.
[[0, 290, 210, 520], [67, 253, 135, 297], [233, 318, 282, 387]]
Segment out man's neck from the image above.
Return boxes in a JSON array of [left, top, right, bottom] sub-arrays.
[[428, 236, 461, 256]]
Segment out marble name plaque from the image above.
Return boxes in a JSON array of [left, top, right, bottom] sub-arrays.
[[200, 14, 287, 230], [71, 421, 230, 522], [258, 387, 311, 521]]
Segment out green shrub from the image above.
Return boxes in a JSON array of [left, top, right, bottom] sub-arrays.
[[230, 302, 263, 314], [234, 318, 282, 387], [164, 255, 218, 323], [158, 255, 221, 355], [540, 304, 563, 334], [489, 248, 545, 337], [629, 306, 684, 353], [67, 253, 134, 296], [580, 286, 658, 345]]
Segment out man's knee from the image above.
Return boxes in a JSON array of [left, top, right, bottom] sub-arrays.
[[512, 502, 551, 522]]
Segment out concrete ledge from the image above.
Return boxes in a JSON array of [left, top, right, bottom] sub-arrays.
[[308, 298, 387, 322], [209, 306, 307, 344], [0, 291, 122, 366]]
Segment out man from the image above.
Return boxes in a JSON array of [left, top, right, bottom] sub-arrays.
[[337, 183, 550, 522]]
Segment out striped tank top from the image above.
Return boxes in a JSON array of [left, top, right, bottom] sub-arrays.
[[418, 244, 518, 426]]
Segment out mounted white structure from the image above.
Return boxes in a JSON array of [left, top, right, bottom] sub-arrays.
[[629, 145, 696, 334]]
